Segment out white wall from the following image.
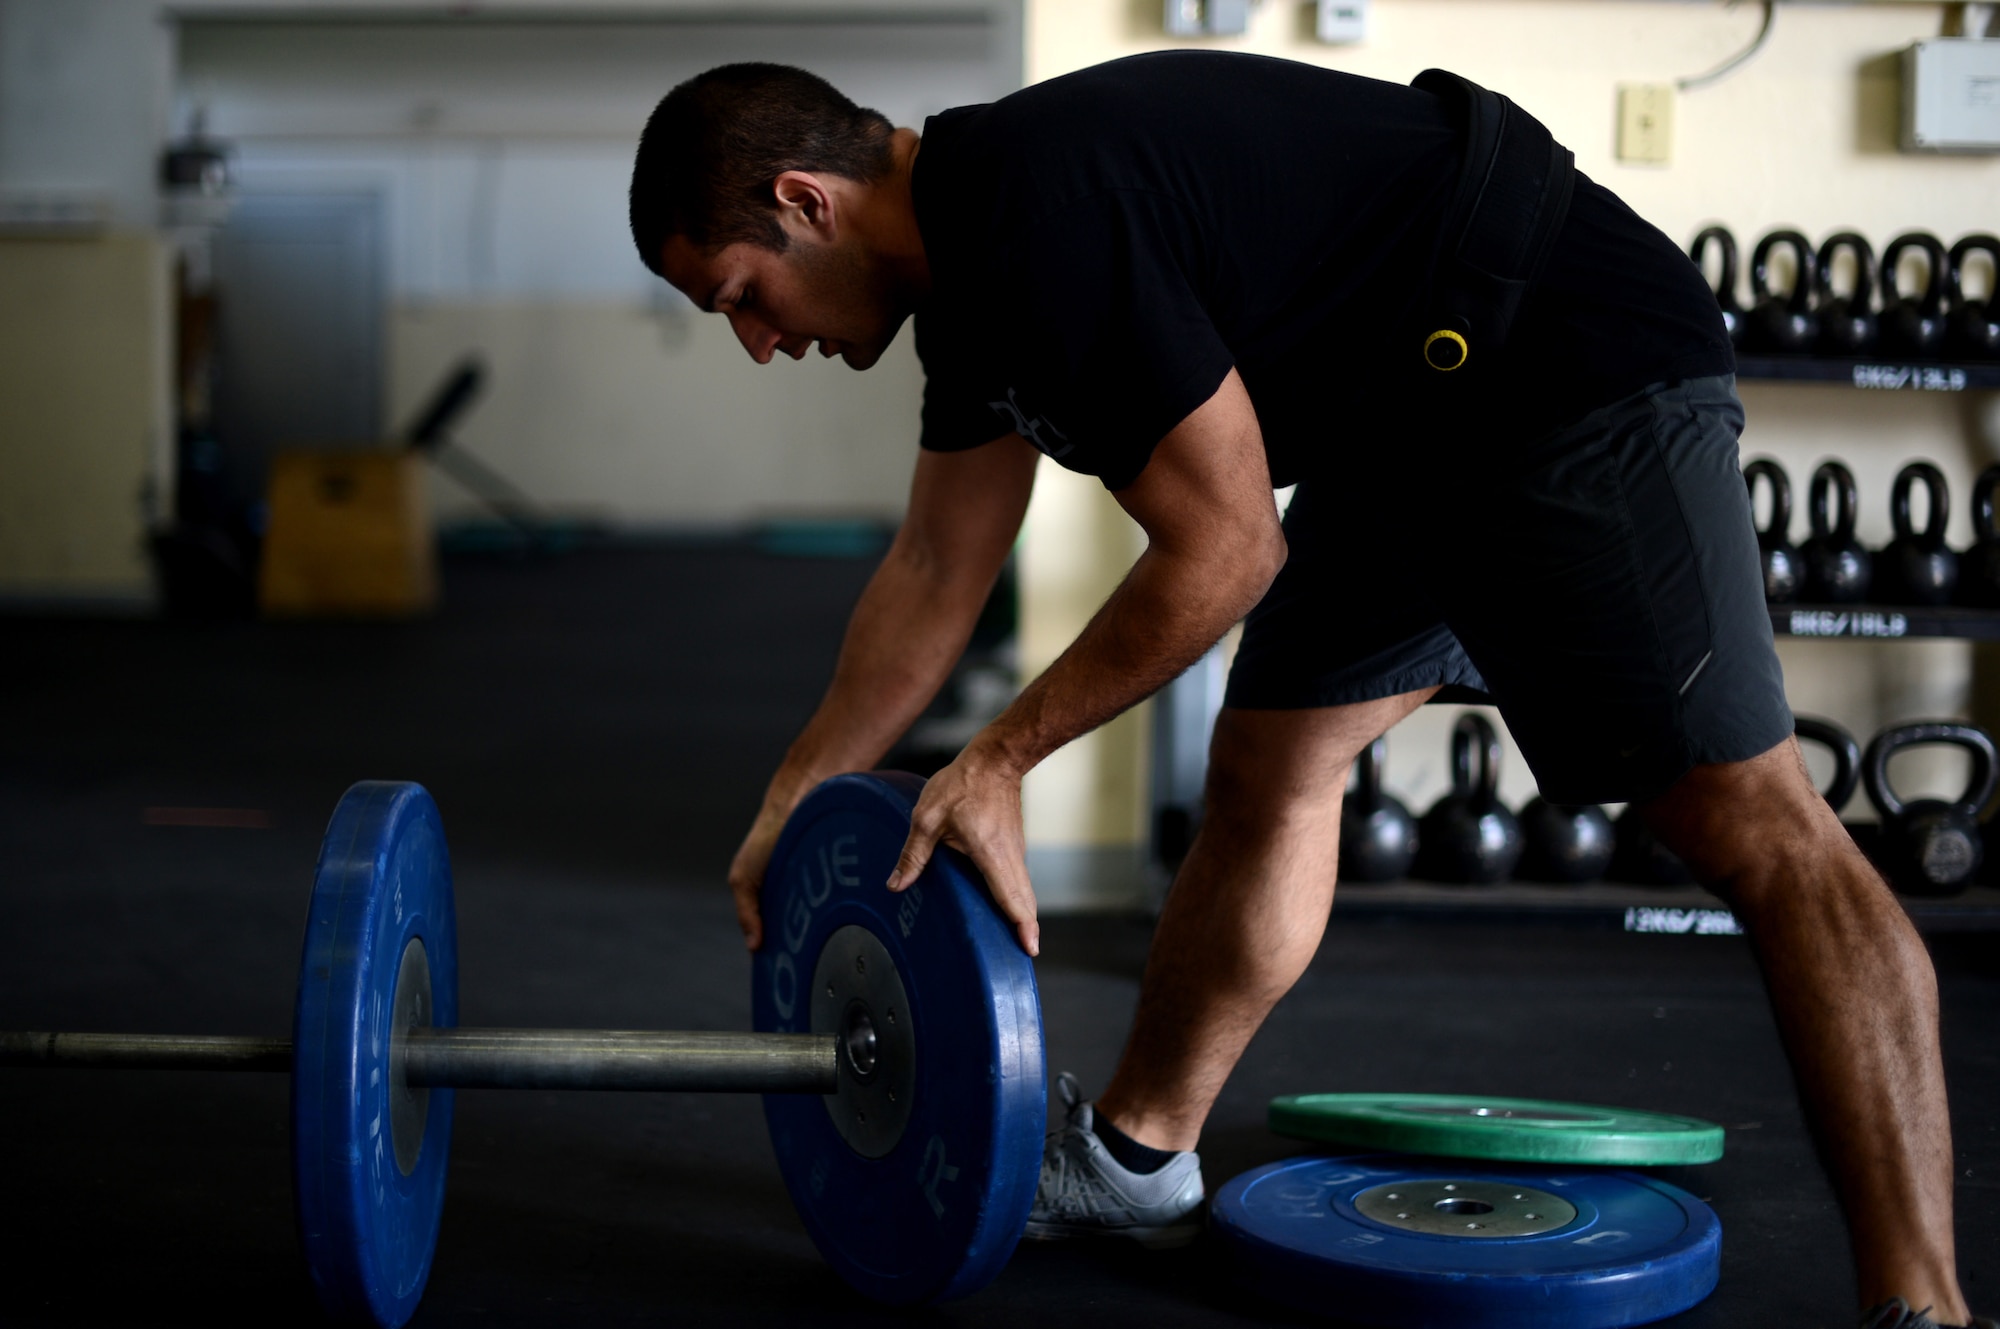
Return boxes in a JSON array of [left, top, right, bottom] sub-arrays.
[[176, 12, 1021, 526], [0, 0, 175, 230], [388, 302, 929, 524], [0, 234, 172, 604], [0, 0, 1024, 592], [0, 0, 177, 603]]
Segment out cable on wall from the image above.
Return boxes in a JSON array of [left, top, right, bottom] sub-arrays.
[[1677, 0, 1777, 92]]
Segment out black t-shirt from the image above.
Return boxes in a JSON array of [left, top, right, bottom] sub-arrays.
[[911, 51, 1733, 490]]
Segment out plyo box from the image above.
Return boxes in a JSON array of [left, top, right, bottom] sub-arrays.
[[260, 448, 437, 618]]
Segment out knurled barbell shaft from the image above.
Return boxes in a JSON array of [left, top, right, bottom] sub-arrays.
[[0, 1028, 838, 1095]]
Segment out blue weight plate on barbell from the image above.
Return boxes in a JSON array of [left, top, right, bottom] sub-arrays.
[[752, 772, 1045, 1304], [1212, 1154, 1720, 1329], [294, 781, 458, 1329]]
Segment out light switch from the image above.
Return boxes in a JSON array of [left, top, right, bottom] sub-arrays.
[[1617, 83, 1675, 164]]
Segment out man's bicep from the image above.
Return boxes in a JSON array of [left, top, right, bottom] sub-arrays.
[[900, 435, 1040, 579], [1113, 369, 1282, 560]]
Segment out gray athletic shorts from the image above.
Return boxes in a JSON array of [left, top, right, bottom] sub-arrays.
[[1223, 375, 1794, 805]]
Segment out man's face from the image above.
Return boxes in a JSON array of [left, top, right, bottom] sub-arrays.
[[660, 232, 905, 371]]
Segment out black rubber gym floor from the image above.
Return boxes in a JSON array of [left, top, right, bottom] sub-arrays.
[[2, 544, 1993, 1327]]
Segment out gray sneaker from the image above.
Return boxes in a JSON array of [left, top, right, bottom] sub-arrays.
[[1023, 1072, 1205, 1248], [1861, 1299, 1998, 1329]]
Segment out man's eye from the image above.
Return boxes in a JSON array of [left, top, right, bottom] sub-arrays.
[[737, 288, 755, 311]]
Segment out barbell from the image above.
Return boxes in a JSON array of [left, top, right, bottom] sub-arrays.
[[1, 773, 1047, 1325]]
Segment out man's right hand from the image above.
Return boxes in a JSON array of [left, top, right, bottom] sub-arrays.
[[727, 791, 802, 951]]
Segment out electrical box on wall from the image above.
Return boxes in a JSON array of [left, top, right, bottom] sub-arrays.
[[1902, 39, 2000, 153], [1163, 0, 1255, 37], [1316, 0, 1368, 44]]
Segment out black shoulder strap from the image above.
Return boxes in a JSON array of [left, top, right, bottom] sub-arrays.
[[1411, 68, 1576, 374]]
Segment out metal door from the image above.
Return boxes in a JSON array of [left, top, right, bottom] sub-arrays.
[[212, 191, 384, 487]]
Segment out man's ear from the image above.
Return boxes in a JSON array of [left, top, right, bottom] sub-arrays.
[[771, 170, 837, 242]]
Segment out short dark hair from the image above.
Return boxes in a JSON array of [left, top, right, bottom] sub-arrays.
[[629, 63, 894, 274]]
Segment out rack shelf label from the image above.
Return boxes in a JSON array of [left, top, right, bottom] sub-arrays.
[[1785, 609, 1910, 638], [1624, 906, 1743, 936], [1852, 364, 1970, 392]]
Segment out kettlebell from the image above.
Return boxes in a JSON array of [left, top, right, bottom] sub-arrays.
[[1862, 721, 1999, 896], [1958, 465, 2000, 608], [1743, 457, 1800, 603], [1745, 229, 1819, 354], [1517, 798, 1615, 884], [1689, 225, 1744, 347], [1944, 233, 2000, 362], [1416, 712, 1523, 884], [1876, 461, 1958, 606], [1799, 460, 1872, 603], [1339, 736, 1419, 883], [1814, 231, 1879, 357], [1794, 715, 1863, 814], [1879, 232, 1948, 359]]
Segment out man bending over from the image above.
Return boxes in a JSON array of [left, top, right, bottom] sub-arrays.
[[628, 54, 1983, 1328]]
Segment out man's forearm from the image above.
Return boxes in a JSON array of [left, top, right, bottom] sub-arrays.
[[873, 377, 1277, 955], [973, 538, 1280, 779]]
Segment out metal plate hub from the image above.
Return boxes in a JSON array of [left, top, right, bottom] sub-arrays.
[[811, 923, 915, 1158], [1352, 1178, 1577, 1238], [1394, 1104, 1604, 1124], [388, 938, 433, 1176]]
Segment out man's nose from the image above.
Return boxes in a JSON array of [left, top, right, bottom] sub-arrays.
[[728, 311, 782, 366]]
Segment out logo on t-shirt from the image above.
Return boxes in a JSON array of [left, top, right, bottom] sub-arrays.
[[988, 388, 1072, 460]]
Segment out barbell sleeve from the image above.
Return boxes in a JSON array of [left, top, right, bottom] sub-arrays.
[[0, 1028, 840, 1095]]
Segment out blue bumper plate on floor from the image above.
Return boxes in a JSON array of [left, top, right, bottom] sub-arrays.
[[294, 781, 458, 1329], [753, 772, 1045, 1304], [1212, 1154, 1720, 1329]]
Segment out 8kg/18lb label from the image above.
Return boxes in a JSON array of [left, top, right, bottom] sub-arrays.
[[1852, 364, 1969, 392], [1786, 610, 1910, 639]]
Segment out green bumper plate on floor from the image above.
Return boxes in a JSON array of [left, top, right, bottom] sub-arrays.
[[1268, 1093, 1726, 1166]]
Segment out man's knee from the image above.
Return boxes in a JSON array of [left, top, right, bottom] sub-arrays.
[[1203, 693, 1434, 818], [1203, 707, 1393, 826], [1639, 738, 1870, 903], [1201, 717, 1353, 832]]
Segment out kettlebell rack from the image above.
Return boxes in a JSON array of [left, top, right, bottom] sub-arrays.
[[1328, 876, 2000, 935], [1323, 709, 2000, 937], [1742, 355, 2000, 638], [1731, 314, 2000, 928], [1736, 354, 2000, 392], [1771, 604, 2000, 641]]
